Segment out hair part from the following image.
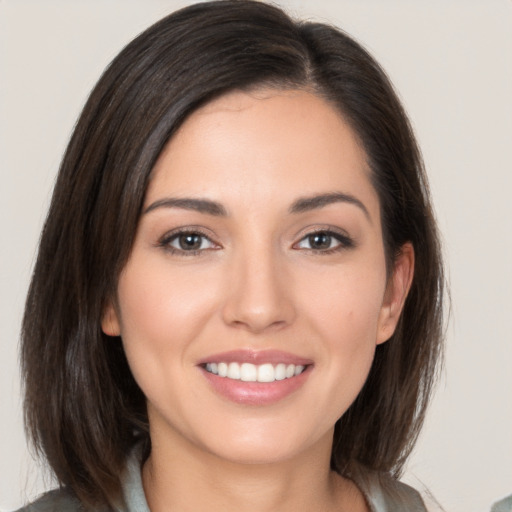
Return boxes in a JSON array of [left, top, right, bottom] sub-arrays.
[[21, 0, 444, 507]]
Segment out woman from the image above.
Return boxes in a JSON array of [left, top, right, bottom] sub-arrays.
[[18, 1, 444, 511]]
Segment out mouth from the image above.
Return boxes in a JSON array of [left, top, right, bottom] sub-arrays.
[[204, 362, 307, 383], [198, 350, 312, 405]]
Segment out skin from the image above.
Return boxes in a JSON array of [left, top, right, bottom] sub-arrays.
[[103, 88, 414, 512]]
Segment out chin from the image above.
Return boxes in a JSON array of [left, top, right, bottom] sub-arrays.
[[195, 420, 334, 467]]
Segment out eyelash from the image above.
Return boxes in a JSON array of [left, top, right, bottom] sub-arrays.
[[157, 228, 355, 256], [293, 229, 355, 254], [158, 228, 219, 256]]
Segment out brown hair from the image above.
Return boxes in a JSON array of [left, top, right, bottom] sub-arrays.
[[21, 0, 444, 508]]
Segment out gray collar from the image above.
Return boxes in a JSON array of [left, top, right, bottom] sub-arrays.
[[118, 447, 150, 512]]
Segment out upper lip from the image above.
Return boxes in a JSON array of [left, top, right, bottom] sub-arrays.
[[197, 349, 313, 366]]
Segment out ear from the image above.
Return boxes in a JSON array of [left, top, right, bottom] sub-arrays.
[[101, 301, 121, 337], [376, 242, 415, 345]]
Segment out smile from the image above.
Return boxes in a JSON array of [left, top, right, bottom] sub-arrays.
[[199, 351, 312, 405], [205, 362, 306, 383]]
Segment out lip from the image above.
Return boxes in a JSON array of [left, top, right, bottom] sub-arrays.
[[198, 349, 313, 406], [197, 349, 313, 366]]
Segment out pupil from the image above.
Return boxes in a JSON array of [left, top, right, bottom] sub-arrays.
[[179, 234, 201, 250], [310, 233, 331, 249]]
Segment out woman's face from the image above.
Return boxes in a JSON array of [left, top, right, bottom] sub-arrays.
[[103, 89, 412, 465]]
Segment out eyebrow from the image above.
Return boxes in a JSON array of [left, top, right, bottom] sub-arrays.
[[143, 192, 370, 220], [289, 192, 371, 220], [144, 198, 227, 216]]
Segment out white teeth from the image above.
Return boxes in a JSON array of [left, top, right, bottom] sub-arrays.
[[257, 363, 275, 383], [227, 362, 240, 379], [275, 363, 286, 381], [294, 365, 305, 376], [218, 362, 228, 377], [240, 362, 257, 382], [205, 361, 306, 382]]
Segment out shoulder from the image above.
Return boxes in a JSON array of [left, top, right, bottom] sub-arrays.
[[14, 445, 146, 512], [491, 494, 512, 512], [14, 488, 83, 512], [350, 466, 428, 512]]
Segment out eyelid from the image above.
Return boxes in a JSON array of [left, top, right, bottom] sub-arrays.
[[292, 226, 355, 251], [157, 226, 221, 255]]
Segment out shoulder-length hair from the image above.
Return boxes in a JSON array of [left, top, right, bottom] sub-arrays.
[[21, 0, 444, 508]]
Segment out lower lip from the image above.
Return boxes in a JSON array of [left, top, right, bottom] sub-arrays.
[[200, 366, 311, 406]]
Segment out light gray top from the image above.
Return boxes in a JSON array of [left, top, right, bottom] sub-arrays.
[[16, 451, 427, 512], [491, 495, 512, 512]]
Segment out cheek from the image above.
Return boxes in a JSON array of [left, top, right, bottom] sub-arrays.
[[118, 257, 217, 334], [317, 283, 382, 379], [297, 263, 386, 413], [302, 261, 387, 345], [115, 260, 221, 384]]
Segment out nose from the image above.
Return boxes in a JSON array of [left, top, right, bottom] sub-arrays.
[[221, 246, 296, 334]]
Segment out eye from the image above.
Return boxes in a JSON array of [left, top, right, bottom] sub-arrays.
[[160, 230, 218, 254], [295, 230, 354, 252]]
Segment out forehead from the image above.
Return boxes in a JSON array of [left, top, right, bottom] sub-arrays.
[[147, 88, 378, 219]]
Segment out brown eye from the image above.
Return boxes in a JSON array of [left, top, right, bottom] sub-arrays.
[[308, 233, 332, 250], [161, 231, 217, 254], [177, 233, 203, 250], [295, 230, 354, 252]]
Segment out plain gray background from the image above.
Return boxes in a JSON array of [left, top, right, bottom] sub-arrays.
[[1, 1, 511, 511]]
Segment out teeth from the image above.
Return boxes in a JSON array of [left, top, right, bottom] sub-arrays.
[[275, 363, 286, 381], [205, 362, 306, 382], [227, 362, 241, 379], [218, 362, 228, 377], [257, 363, 274, 383]]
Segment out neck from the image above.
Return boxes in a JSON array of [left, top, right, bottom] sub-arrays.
[[142, 427, 366, 512]]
